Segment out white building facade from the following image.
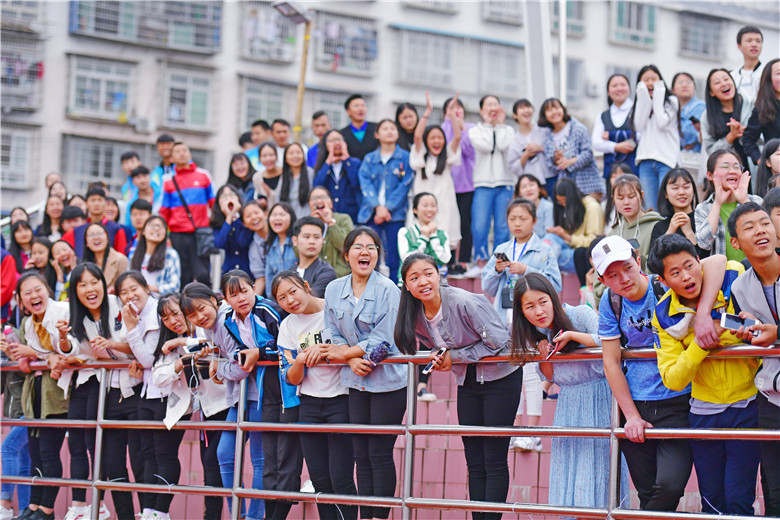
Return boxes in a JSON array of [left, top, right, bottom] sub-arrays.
[[2, 0, 778, 212]]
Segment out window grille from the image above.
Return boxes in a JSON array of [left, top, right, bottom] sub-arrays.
[[1, 31, 43, 111], [1, 123, 39, 190], [241, 1, 297, 62], [680, 12, 723, 59], [552, 1, 585, 36], [163, 66, 213, 131], [481, 1, 523, 25], [314, 11, 377, 76], [610, 1, 655, 48], [68, 56, 134, 121]]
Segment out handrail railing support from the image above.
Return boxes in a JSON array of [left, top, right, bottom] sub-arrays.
[[402, 360, 417, 520], [90, 367, 108, 520], [231, 378, 248, 520], [607, 394, 621, 518]]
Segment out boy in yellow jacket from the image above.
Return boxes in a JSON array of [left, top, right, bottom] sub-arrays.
[[648, 233, 760, 516]]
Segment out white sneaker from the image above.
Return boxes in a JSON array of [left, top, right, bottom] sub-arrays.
[[64, 506, 89, 520], [300, 479, 315, 493], [98, 503, 111, 520], [417, 387, 437, 402], [0, 506, 13, 520], [464, 264, 483, 278], [513, 437, 543, 452]]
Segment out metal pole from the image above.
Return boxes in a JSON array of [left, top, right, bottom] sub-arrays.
[[231, 377, 248, 519], [558, 0, 567, 104], [607, 394, 621, 515], [90, 368, 108, 520], [292, 21, 312, 143], [401, 361, 417, 520]]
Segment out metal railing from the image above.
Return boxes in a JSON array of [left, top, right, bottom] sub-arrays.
[[1, 346, 778, 520]]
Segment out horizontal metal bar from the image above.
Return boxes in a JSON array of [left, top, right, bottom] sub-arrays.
[[3, 345, 778, 372], [238, 420, 405, 435], [404, 497, 608, 517], [98, 420, 236, 431], [610, 508, 763, 520], [235, 487, 403, 508], [0, 476, 94, 489]]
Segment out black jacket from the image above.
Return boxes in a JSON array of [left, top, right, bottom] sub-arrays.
[[302, 257, 337, 298], [340, 122, 379, 160]]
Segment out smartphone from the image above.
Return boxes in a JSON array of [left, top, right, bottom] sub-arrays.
[[720, 313, 760, 337], [494, 252, 509, 263], [422, 347, 448, 375], [545, 331, 564, 361], [128, 301, 140, 316], [689, 115, 700, 125]]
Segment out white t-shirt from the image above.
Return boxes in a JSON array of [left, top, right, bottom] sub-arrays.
[[141, 254, 161, 295], [277, 310, 348, 398], [425, 307, 448, 349]]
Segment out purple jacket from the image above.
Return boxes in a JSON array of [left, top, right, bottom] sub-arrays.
[[442, 119, 475, 193]]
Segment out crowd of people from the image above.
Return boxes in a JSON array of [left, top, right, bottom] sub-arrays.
[[0, 23, 779, 520]]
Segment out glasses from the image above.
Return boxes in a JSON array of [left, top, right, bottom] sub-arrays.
[[350, 244, 378, 252], [326, 137, 344, 144]]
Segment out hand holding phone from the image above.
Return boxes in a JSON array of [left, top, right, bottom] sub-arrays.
[[423, 347, 448, 375], [494, 252, 509, 263], [720, 313, 760, 337], [544, 330, 564, 361]]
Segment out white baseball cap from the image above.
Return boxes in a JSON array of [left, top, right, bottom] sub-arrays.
[[592, 236, 635, 276]]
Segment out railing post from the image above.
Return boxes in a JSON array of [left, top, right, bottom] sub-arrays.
[[231, 377, 248, 520], [89, 367, 108, 520], [402, 360, 417, 520], [607, 394, 620, 518]]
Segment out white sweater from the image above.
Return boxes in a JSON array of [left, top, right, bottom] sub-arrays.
[[468, 123, 515, 188], [633, 81, 680, 168]]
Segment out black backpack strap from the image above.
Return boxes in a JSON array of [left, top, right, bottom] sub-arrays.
[[607, 288, 628, 348]]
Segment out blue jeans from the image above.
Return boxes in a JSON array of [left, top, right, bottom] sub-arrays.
[[217, 403, 264, 520], [368, 220, 404, 284], [689, 400, 761, 515], [545, 176, 558, 200], [472, 186, 513, 261], [1, 424, 30, 508], [637, 160, 671, 213], [543, 233, 576, 273]]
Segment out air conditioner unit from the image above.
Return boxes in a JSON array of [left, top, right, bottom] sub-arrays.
[[585, 79, 600, 98], [134, 118, 156, 134]]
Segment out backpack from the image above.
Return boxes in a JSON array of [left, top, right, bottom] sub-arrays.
[[608, 274, 667, 348]]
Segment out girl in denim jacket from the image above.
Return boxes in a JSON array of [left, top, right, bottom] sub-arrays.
[[357, 120, 414, 284], [396, 253, 525, 520]]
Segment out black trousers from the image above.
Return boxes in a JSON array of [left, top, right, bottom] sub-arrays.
[[349, 387, 407, 520], [457, 366, 522, 520], [456, 191, 474, 263], [28, 376, 66, 509], [261, 366, 303, 520], [68, 376, 100, 502], [102, 386, 143, 520], [620, 394, 692, 511], [138, 396, 189, 513], [201, 408, 228, 520], [169, 232, 209, 287], [299, 394, 357, 520], [758, 393, 780, 516]]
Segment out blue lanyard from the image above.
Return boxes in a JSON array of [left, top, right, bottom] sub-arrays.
[[512, 239, 529, 262]]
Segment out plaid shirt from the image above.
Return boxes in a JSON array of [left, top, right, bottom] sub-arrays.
[[543, 117, 605, 195], [694, 193, 763, 255]]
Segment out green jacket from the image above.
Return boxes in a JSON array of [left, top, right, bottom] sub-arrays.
[[320, 212, 354, 278]]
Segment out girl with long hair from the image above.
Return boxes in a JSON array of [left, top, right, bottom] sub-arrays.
[[650, 168, 706, 256], [62, 263, 137, 520], [129, 215, 181, 296], [631, 65, 680, 209], [279, 143, 313, 218], [50, 240, 78, 301], [744, 58, 780, 166], [227, 152, 258, 201], [700, 68, 753, 168], [252, 143, 283, 205], [242, 200, 270, 295], [395, 253, 523, 520], [274, 270, 358, 520], [8, 220, 34, 274], [511, 272, 627, 511], [36, 195, 64, 241], [1, 273, 72, 520], [151, 294, 228, 520], [606, 174, 663, 271], [211, 185, 253, 276], [514, 174, 553, 237], [81, 223, 128, 291], [410, 92, 462, 253], [592, 74, 638, 177], [508, 99, 551, 191], [395, 102, 419, 151], [24, 238, 56, 291], [540, 98, 605, 199], [263, 202, 298, 299], [48, 180, 68, 202], [756, 138, 780, 197], [547, 178, 605, 285], [322, 227, 406, 520]]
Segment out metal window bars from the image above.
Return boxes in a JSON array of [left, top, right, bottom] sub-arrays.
[[1, 345, 778, 520]]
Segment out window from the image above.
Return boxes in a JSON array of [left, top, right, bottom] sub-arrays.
[[403, 1, 458, 14], [70, 1, 222, 53], [606, 65, 639, 88], [314, 11, 377, 76], [163, 67, 212, 130], [68, 56, 134, 121], [552, 1, 585, 36], [553, 57, 586, 105], [679, 12, 723, 59], [1, 1, 40, 28], [62, 135, 213, 194], [241, 77, 295, 133], [481, 1, 523, 25], [398, 30, 455, 88], [480, 43, 525, 97], [610, 1, 655, 48], [0, 31, 43, 112], [307, 89, 354, 132], [241, 2, 297, 62], [1, 123, 39, 190]]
